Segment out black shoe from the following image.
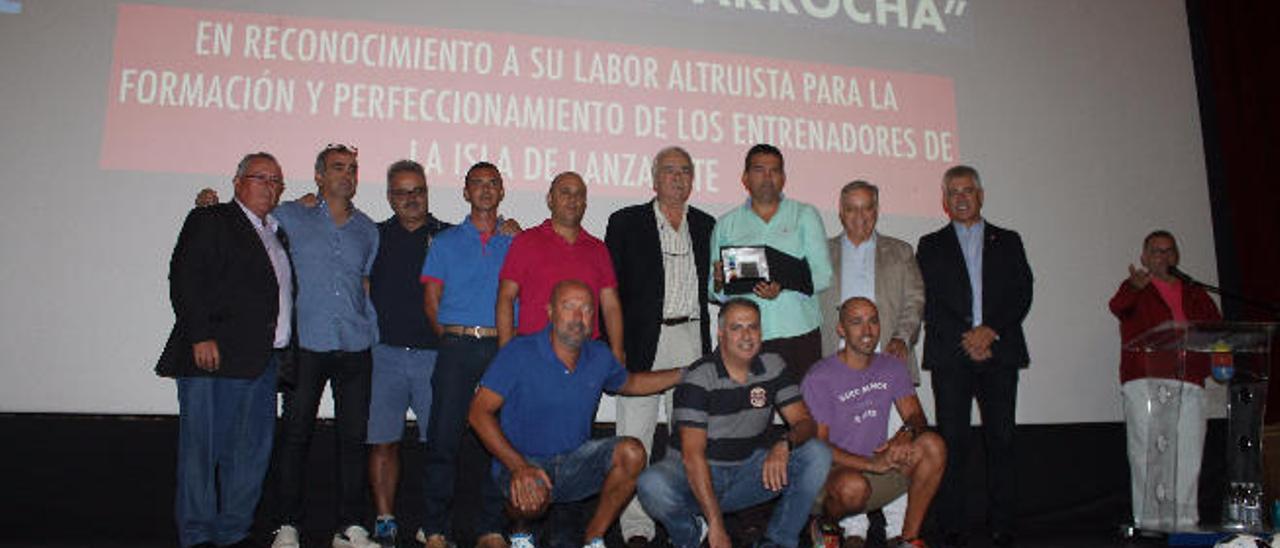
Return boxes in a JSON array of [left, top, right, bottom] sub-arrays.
[[626, 536, 650, 548], [991, 532, 1016, 547]]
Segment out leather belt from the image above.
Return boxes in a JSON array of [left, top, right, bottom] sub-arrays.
[[660, 316, 697, 326], [443, 325, 499, 338]]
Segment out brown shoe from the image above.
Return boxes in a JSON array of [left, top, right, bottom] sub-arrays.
[[475, 533, 509, 548]]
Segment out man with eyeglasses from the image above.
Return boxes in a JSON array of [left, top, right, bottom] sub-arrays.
[[158, 152, 291, 548], [1110, 230, 1220, 531], [362, 160, 454, 546], [270, 144, 381, 548], [603, 146, 715, 548]]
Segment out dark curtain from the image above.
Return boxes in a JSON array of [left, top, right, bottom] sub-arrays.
[[1188, 0, 1280, 422]]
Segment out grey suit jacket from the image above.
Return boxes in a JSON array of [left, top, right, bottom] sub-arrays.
[[819, 232, 926, 382]]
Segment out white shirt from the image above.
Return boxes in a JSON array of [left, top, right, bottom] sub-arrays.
[[236, 199, 293, 347]]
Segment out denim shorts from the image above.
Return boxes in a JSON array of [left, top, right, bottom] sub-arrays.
[[494, 436, 624, 503], [367, 344, 437, 443]]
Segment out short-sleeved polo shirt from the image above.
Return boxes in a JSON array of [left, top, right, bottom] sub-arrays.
[[671, 352, 800, 465], [499, 220, 617, 337], [479, 326, 629, 458], [420, 216, 515, 327]]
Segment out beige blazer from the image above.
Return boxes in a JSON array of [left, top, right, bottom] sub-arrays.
[[819, 232, 926, 382]]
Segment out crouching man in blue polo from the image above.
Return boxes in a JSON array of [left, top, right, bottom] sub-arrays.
[[469, 279, 686, 548], [636, 298, 832, 548]]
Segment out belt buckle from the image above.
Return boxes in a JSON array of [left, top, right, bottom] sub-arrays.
[[466, 326, 483, 339]]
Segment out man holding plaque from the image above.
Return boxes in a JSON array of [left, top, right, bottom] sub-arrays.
[[710, 144, 832, 379]]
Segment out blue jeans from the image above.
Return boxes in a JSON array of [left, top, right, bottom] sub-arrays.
[[175, 357, 278, 547], [421, 334, 504, 536], [494, 436, 625, 503], [637, 439, 831, 548]]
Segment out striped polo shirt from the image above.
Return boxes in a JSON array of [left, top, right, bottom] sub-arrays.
[[671, 351, 801, 465]]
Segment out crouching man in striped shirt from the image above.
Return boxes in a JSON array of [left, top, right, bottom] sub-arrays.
[[636, 298, 832, 548]]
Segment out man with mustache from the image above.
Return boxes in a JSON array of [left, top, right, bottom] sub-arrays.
[[469, 280, 685, 548]]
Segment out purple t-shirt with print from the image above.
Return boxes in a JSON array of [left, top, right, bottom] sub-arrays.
[[802, 353, 914, 458]]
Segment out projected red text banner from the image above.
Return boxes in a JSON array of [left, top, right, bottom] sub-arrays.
[[102, 4, 958, 214]]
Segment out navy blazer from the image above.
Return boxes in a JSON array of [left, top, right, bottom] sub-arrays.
[[916, 221, 1033, 370], [604, 200, 715, 373], [156, 202, 289, 379]]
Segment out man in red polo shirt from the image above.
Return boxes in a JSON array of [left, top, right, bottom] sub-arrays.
[[496, 171, 625, 362]]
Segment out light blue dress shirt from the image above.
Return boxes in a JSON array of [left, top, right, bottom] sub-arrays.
[[953, 219, 985, 327]]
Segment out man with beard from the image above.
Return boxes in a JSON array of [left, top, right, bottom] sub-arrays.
[[364, 160, 453, 546], [469, 280, 685, 548]]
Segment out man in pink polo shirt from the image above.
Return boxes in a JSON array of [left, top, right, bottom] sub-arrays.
[[496, 171, 626, 362]]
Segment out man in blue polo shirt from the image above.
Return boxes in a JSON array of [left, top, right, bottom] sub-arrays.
[[469, 280, 686, 548], [418, 161, 516, 548], [365, 159, 453, 546]]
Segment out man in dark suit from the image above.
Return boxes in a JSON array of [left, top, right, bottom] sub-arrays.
[[916, 165, 1033, 547], [157, 152, 293, 548], [604, 145, 715, 546]]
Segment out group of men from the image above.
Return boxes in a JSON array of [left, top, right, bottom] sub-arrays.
[[158, 141, 1036, 548]]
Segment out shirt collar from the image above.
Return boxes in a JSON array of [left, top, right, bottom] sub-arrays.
[[711, 350, 767, 379], [952, 218, 986, 236], [234, 198, 278, 232], [652, 199, 688, 228], [535, 324, 592, 371], [843, 231, 877, 250]]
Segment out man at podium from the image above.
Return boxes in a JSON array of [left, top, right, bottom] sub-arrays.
[[1109, 230, 1221, 529]]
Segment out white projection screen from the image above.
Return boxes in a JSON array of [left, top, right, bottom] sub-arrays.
[[0, 1, 1219, 423]]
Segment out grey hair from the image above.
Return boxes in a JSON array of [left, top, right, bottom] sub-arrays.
[[839, 180, 879, 206], [651, 146, 694, 180], [235, 152, 278, 179], [942, 164, 982, 190]]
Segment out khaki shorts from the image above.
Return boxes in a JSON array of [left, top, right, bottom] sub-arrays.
[[815, 465, 911, 513]]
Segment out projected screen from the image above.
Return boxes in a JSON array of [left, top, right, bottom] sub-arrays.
[[0, 1, 1219, 423]]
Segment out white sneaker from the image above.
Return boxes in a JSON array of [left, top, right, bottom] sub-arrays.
[[334, 524, 380, 548], [272, 524, 301, 548], [509, 532, 536, 548], [583, 538, 605, 548]]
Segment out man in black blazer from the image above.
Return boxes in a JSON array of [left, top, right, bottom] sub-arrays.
[[604, 145, 715, 546], [157, 152, 293, 548], [916, 165, 1033, 547]]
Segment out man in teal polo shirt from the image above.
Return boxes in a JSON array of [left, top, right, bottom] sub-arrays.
[[710, 144, 833, 379]]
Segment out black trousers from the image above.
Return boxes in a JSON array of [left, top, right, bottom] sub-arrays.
[[274, 349, 373, 528], [929, 361, 1019, 536]]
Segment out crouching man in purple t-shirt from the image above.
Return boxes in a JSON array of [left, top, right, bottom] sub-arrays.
[[802, 297, 946, 548]]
